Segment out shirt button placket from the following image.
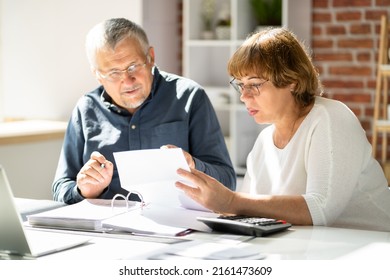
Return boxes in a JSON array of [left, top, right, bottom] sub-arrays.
[[128, 121, 140, 150]]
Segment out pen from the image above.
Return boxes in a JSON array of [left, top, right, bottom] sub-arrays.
[[176, 229, 194, 236]]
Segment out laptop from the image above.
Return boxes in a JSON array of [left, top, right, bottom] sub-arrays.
[[0, 165, 90, 258]]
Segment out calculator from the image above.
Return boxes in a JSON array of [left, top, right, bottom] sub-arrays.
[[197, 215, 291, 237]]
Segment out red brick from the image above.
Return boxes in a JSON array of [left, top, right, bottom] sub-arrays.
[[322, 79, 364, 88], [338, 39, 374, 48], [332, 0, 371, 7], [314, 52, 353, 61], [366, 107, 374, 117], [357, 52, 371, 62], [336, 12, 362, 21], [329, 66, 372, 75], [313, 12, 332, 22], [312, 39, 334, 48], [332, 93, 372, 103], [326, 25, 347, 35], [366, 10, 389, 20], [367, 79, 378, 89], [376, 0, 390, 6], [312, 26, 323, 36], [312, 0, 329, 8], [350, 24, 371, 34]]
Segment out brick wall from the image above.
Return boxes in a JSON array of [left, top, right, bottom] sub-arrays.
[[178, 0, 390, 159], [311, 0, 390, 160]]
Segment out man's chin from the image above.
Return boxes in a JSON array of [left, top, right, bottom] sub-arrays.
[[122, 98, 146, 110]]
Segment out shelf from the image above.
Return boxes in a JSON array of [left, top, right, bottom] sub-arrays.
[[0, 120, 67, 145], [183, 0, 311, 173]]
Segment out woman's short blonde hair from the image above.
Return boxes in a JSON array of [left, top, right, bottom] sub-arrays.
[[228, 27, 323, 107]]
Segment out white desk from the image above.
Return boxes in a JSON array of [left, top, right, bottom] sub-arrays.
[[4, 204, 389, 280], [28, 225, 389, 260], [12, 198, 390, 260], [247, 226, 390, 260], [4, 227, 389, 280]]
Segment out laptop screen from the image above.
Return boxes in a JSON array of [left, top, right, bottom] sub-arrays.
[[0, 165, 32, 256]]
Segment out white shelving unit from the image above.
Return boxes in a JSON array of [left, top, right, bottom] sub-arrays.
[[183, 0, 311, 175]]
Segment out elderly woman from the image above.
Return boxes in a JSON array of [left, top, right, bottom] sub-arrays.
[[176, 27, 390, 232]]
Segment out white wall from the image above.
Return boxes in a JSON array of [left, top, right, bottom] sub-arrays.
[[0, 0, 180, 122], [142, 0, 181, 76], [0, 140, 64, 199], [0, 0, 3, 120]]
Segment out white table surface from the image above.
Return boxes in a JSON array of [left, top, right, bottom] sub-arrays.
[[30, 225, 390, 260]]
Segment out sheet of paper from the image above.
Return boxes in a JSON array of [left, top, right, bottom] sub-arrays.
[[114, 148, 190, 187], [102, 209, 189, 237], [113, 148, 210, 211], [140, 203, 217, 232], [148, 240, 266, 260]]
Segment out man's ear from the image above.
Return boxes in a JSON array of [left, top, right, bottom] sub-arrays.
[[147, 46, 155, 65], [92, 68, 103, 84]]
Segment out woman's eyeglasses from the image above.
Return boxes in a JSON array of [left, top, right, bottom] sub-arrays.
[[230, 79, 269, 97]]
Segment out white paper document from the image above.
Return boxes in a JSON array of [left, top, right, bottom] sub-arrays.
[[27, 198, 216, 236], [113, 148, 210, 212], [148, 240, 266, 260], [27, 199, 132, 231], [102, 204, 218, 237], [114, 148, 190, 187]]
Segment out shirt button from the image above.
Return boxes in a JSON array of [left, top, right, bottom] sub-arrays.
[[131, 125, 136, 129]]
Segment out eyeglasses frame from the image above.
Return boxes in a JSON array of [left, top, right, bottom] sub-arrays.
[[229, 78, 269, 97]]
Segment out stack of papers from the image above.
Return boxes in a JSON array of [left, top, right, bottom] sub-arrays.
[[27, 199, 131, 231], [27, 198, 217, 236], [102, 203, 217, 236]]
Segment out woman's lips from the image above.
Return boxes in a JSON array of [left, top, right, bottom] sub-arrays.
[[247, 108, 259, 116]]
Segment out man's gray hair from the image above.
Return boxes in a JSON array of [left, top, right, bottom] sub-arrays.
[[85, 18, 150, 69]]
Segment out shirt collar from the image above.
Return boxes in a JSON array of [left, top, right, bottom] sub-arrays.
[[149, 66, 160, 98], [100, 89, 129, 115]]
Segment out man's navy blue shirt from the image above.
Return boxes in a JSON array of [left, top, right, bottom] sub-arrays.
[[52, 67, 236, 204]]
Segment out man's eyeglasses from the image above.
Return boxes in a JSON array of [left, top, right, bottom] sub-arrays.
[[229, 79, 268, 97], [97, 61, 147, 82]]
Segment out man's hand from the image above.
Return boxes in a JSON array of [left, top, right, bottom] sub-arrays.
[[175, 167, 235, 214], [76, 151, 113, 198], [161, 144, 195, 169]]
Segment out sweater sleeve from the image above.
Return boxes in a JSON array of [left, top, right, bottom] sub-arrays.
[[303, 101, 368, 226]]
